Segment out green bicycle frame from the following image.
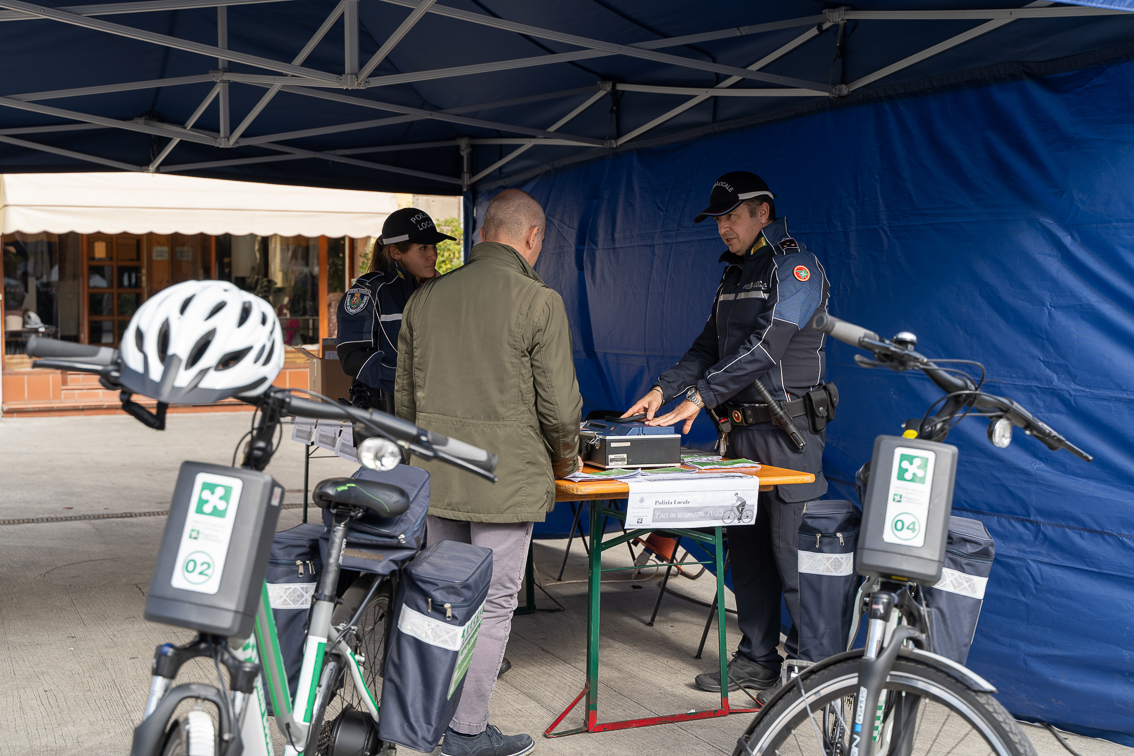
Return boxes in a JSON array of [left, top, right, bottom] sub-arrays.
[[228, 581, 379, 756]]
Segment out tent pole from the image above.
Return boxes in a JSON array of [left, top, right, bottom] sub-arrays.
[[228, 0, 345, 142], [471, 88, 608, 184], [615, 23, 831, 148], [0, 134, 142, 171], [343, 0, 358, 85], [848, 1, 1054, 92], [11, 74, 215, 102], [378, 0, 827, 91], [148, 84, 221, 172], [217, 6, 230, 141], [0, 0, 289, 24], [357, 0, 437, 80], [0, 0, 342, 83]]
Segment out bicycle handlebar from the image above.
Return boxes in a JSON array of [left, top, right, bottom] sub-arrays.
[[26, 335, 116, 365], [812, 312, 1092, 462]]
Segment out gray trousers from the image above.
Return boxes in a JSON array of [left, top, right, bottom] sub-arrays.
[[426, 515, 533, 736]]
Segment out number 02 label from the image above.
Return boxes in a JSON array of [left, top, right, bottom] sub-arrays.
[[170, 473, 243, 595]]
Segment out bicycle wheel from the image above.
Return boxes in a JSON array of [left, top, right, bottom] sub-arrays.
[[310, 573, 394, 755], [160, 710, 218, 756], [735, 657, 1036, 756]]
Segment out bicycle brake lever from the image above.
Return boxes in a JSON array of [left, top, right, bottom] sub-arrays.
[[853, 354, 885, 369]]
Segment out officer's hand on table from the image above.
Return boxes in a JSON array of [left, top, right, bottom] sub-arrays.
[[623, 386, 664, 421], [648, 400, 701, 434]]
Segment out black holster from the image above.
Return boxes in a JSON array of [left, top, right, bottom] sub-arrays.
[[803, 382, 839, 433]]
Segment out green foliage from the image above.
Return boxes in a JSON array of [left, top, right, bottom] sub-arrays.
[[434, 217, 464, 275]]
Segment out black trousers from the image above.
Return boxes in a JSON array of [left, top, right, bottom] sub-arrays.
[[727, 424, 826, 671]]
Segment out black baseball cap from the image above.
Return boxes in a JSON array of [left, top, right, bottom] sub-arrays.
[[379, 207, 456, 245], [693, 171, 776, 223]]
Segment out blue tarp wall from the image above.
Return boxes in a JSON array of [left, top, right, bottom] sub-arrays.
[[491, 57, 1134, 742]]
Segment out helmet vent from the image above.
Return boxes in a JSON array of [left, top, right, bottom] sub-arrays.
[[186, 328, 217, 369], [134, 325, 144, 352], [254, 344, 265, 363], [206, 301, 227, 320], [157, 320, 171, 363], [179, 295, 195, 315], [217, 347, 252, 371], [262, 339, 275, 365], [238, 301, 252, 327], [261, 312, 267, 326]]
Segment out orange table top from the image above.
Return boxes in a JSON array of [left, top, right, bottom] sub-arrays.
[[555, 464, 815, 501]]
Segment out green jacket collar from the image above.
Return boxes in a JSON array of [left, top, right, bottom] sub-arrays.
[[468, 241, 544, 284]]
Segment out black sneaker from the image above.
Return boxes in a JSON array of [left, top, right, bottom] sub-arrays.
[[440, 724, 534, 756], [498, 656, 512, 677], [694, 653, 779, 692]]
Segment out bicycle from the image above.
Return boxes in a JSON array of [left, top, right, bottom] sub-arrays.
[[732, 312, 1091, 756], [27, 322, 497, 756]]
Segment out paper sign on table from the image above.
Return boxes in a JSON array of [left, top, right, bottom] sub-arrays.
[[625, 476, 762, 529], [291, 418, 316, 444]]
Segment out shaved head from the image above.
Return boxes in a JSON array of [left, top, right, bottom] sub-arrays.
[[483, 189, 546, 250]]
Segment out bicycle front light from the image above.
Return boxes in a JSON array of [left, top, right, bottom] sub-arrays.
[[359, 436, 402, 471], [987, 416, 1013, 448]]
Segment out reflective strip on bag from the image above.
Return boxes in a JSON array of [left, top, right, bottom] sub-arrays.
[[797, 551, 855, 577], [398, 603, 472, 652], [267, 582, 316, 610], [931, 567, 988, 600]]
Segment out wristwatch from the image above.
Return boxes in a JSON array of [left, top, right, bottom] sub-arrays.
[[685, 387, 704, 408]]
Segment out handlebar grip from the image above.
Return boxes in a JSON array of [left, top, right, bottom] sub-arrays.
[[27, 336, 116, 365], [811, 312, 879, 348], [426, 432, 499, 474]]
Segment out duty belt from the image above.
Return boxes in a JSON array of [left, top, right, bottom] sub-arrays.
[[722, 397, 807, 427]]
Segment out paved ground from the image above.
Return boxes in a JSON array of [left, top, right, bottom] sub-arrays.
[[0, 413, 1127, 756]]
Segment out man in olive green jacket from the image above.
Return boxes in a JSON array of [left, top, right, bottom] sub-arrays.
[[396, 188, 581, 756]]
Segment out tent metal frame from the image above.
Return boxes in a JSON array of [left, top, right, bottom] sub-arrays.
[[0, 0, 1127, 190]]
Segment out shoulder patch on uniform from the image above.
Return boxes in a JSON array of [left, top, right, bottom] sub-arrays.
[[343, 287, 370, 315], [778, 237, 799, 250], [793, 265, 811, 282]]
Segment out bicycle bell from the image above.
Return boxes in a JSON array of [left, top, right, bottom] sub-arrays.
[[892, 331, 918, 350]]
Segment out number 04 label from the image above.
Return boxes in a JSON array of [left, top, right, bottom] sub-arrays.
[[882, 447, 935, 548], [170, 472, 243, 594]]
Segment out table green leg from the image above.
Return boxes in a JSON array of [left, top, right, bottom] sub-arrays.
[[586, 500, 602, 728], [715, 526, 728, 711]]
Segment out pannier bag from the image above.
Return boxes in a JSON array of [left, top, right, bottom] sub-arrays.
[[320, 464, 430, 576], [797, 499, 861, 662], [264, 522, 325, 712], [377, 539, 493, 752], [920, 515, 995, 664]]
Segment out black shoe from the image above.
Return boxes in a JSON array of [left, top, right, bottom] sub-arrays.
[[694, 654, 779, 692], [440, 724, 534, 756], [498, 656, 512, 677]]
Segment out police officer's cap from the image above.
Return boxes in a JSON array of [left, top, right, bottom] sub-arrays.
[[694, 171, 776, 223], [379, 207, 456, 245]]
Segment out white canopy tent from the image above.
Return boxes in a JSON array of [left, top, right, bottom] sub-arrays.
[[0, 172, 399, 237]]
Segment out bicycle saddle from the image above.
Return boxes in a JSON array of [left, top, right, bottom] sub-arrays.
[[313, 478, 411, 518]]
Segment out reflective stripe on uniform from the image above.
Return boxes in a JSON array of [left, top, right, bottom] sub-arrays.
[[379, 313, 403, 322], [798, 550, 854, 577], [719, 291, 768, 301], [931, 567, 988, 599]]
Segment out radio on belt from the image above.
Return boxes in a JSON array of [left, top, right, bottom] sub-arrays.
[[580, 419, 680, 468], [858, 436, 958, 584], [145, 461, 284, 638]]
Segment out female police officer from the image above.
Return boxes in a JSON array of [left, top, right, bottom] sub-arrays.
[[337, 207, 455, 412]]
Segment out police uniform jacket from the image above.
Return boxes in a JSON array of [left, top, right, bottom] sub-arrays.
[[655, 217, 830, 500], [396, 242, 582, 523], [336, 263, 417, 394]]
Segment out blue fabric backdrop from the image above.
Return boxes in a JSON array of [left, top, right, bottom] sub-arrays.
[[489, 57, 1134, 743]]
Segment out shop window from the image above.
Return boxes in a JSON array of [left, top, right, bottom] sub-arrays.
[[85, 233, 145, 346], [3, 232, 81, 358], [227, 234, 319, 346]]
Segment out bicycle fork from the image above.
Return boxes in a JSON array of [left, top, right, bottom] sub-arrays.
[[848, 592, 921, 756]]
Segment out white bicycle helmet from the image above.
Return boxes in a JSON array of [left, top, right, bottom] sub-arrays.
[[119, 280, 284, 404]]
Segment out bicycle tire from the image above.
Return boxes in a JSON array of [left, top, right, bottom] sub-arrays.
[[735, 657, 1036, 756], [159, 710, 218, 756]]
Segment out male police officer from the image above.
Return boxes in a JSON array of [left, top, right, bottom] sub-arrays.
[[624, 171, 833, 698]]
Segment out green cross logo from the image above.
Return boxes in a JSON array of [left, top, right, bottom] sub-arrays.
[[196, 483, 232, 518], [897, 454, 928, 484]]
